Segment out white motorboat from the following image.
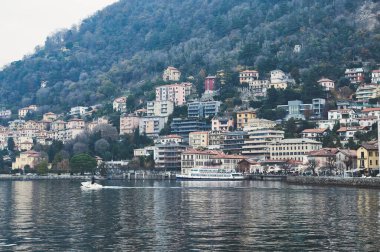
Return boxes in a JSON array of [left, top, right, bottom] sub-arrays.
[[81, 181, 103, 190], [176, 167, 245, 180]]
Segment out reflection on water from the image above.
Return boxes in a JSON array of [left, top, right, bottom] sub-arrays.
[[0, 180, 379, 251]]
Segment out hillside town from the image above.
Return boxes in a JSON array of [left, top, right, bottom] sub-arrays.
[[3, 65, 380, 177]]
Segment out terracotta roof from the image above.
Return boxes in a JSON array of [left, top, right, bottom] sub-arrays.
[[238, 159, 258, 165], [337, 149, 357, 157], [372, 70, 380, 73], [362, 108, 380, 113], [189, 131, 209, 134], [182, 149, 222, 155], [162, 134, 183, 138], [302, 128, 327, 133], [210, 154, 244, 159], [337, 127, 367, 132], [361, 141, 378, 150], [318, 78, 334, 82]]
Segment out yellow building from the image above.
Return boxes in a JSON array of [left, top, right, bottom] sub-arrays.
[[189, 131, 209, 148], [357, 142, 379, 174], [236, 110, 256, 129], [12, 150, 43, 170]]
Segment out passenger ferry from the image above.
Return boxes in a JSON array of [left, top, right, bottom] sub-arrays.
[[176, 167, 245, 180]]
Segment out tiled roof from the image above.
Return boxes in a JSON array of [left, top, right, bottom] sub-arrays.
[[302, 128, 327, 133]]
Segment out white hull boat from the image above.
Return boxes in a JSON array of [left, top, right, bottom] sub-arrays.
[[81, 181, 103, 190]]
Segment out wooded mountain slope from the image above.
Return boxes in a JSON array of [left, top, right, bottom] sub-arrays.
[[0, 0, 379, 112]]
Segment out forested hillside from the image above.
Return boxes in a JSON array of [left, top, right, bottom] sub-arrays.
[[0, 0, 379, 112]]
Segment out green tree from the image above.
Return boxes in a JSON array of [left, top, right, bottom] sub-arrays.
[[70, 153, 97, 175], [7, 137, 15, 152], [36, 161, 49, 175]]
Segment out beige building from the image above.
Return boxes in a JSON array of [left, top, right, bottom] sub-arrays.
[[43, 112, 58, 122], [270, 138, 322, 162], [12, 150, 43, 170], [236, 110, 256, 129], [120, 115, 140, 135], [163, 66, 181, 81], [243, 118, 276, 130], [138, 116, 166, 137], [212, 116, 234, 132], [155, 82, 192, 106], [189, 131, 209, 148], [147, 100, 174, 117], [51, 120, 66, 131], [18, 105, 38, 118], [242, 129, 284, 160], [67, 119, 85, 129]]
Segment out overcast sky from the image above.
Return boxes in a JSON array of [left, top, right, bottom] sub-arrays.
[[0, 0, 118, 68]]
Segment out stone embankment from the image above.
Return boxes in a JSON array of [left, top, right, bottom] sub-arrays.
[[287, 176, 380, 188]]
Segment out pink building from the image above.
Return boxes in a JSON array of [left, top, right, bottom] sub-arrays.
[[205, 76, 216, 91], [155, 82, 193, 106]]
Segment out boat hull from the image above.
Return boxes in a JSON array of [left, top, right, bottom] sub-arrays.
[[176, 175, 246, 181]]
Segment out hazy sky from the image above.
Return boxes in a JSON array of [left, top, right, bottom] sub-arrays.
[[0, 0, 118, 68]]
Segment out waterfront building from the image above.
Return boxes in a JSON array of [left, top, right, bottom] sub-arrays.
[[357, 141, 379, 175], [170, 118, 211, 142], [270, 138, 322, 162], [12, 150, 44, 170], [138, 116, 166, 137], [211, 116, 234, 132], [336, 149, 357, 172], [242, 129, 284, 160], [187, 100, 221, 118], [181, 149, 221, 175], [155, 142, 187, 170], [189, 131, 209, 148], [208, 131, 224, 148], [307, 148, 339, 173], [163, 66, 181, 81], [147, 100, 174, 117], [113, 97, 127, 112], [236, 110, 257, 129]]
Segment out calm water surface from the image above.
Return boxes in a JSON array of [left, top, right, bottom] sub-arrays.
[[0, 180, 379, 251]]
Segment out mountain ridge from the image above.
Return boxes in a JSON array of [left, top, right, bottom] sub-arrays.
[[0, 0, 379, 112]]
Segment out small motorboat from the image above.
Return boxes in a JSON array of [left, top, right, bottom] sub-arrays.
[[81, 181, 103, 190]]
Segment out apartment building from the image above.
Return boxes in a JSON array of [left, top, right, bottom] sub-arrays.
[[189, 131, 209, 148], [120, 115, 140, 135], [270, 138, 322, 162], [147, 100, 174, 117], [242, 129, 284, 160], [163, 66, 181, 81]]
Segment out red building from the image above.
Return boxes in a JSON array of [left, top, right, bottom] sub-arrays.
[[204, 76, 216, 91]]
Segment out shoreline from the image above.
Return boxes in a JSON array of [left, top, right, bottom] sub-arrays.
[[286, 176, 380, 189]]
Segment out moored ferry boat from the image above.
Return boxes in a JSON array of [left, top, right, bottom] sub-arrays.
[[176, 167, 245, 180]]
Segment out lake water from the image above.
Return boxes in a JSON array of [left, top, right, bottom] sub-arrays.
[[0, 180, 379, 251]]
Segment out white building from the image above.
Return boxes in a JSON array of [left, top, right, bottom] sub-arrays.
[[317, 78, 335, 91], [239, 70, 259, 84], [113, 97, 127, 112], [371, 69, 380, 84], [270, 138, 322, 162], [138, 116, 166, 137], [242, 129, 284, 160], [70, 106, 89, 117]]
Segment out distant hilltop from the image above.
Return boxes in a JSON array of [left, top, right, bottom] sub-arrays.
[[0, 0, 379, 112]]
